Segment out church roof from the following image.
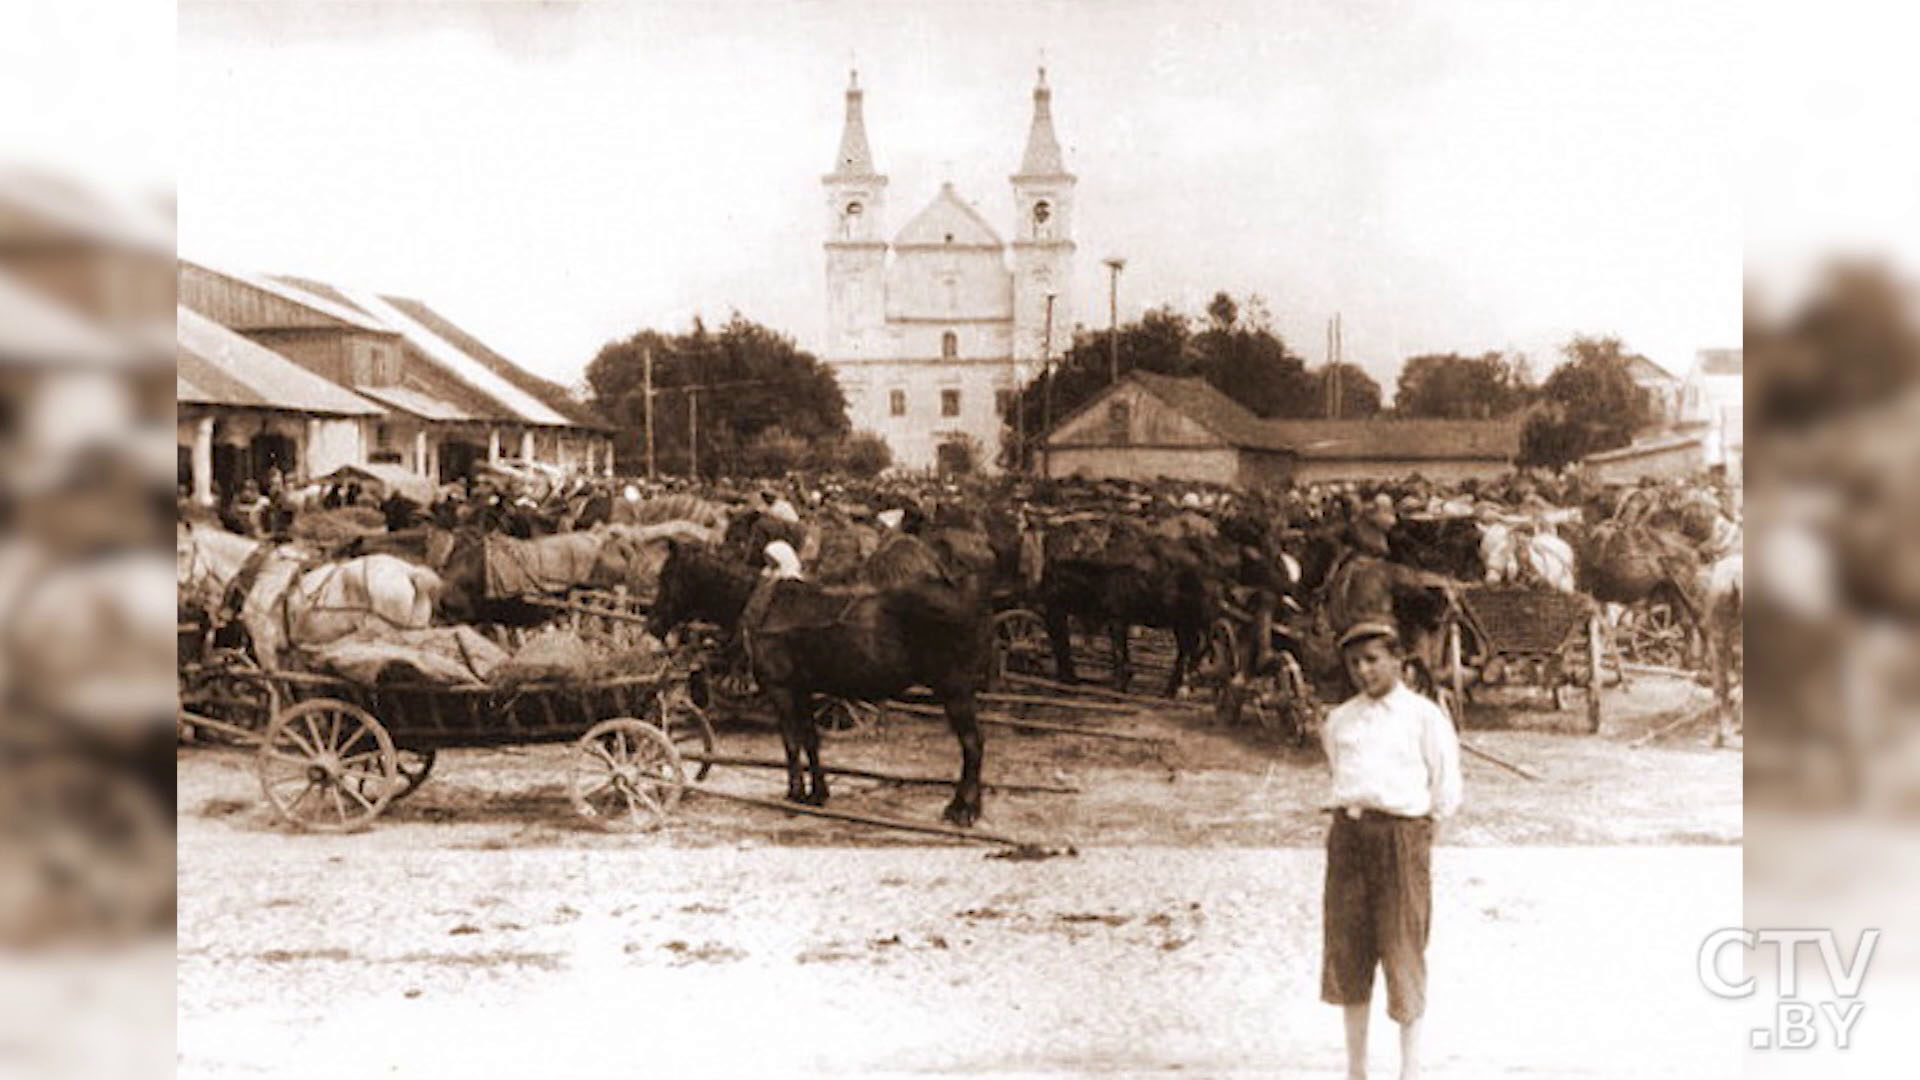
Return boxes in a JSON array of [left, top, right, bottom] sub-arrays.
[[894, 183, 1004, 248], [826, 70, 880, 179], [1014, 69, 1071, 180]]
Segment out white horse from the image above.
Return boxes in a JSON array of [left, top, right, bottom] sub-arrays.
[[177, 522, 443, 669]]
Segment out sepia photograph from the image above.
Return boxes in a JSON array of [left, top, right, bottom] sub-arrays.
[[163, 2, 1760, 1077]]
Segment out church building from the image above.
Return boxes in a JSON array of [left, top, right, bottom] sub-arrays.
[[821, 70, 1076, 473]]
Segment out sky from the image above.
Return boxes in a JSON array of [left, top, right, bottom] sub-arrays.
[[177, 0, 1747, 397]]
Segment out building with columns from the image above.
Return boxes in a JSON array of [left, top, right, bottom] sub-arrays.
[[821, 70, 1076, 473], [178, 259, 613, 499]]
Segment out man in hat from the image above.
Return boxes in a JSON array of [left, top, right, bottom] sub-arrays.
[[1321, 620, 1462, 1080]]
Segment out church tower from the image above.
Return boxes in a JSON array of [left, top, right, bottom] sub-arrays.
[[823, 69, 888, 361], [1009, 68, 1076, 370]]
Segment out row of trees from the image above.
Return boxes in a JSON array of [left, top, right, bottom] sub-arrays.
[[582, 298, 1670, 477]]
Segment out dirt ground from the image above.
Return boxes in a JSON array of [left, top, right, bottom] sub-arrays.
[[177, 671, 1742, 1078]]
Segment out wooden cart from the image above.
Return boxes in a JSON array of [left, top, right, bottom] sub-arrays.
[[186, 666, 713, 834], [1448, 584, 1606, 733]]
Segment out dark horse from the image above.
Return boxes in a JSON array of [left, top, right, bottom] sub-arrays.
[[1035, 514, 1267, 697], [647, 542, 992, 826]]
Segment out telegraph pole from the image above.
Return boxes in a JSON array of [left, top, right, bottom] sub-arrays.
[[642, 346, 656, 479], [687, 387, 698, 480], [1334, 312, 1344, 419], [1040, 292, 1056, 477], [1103, 257, 1126, 383]]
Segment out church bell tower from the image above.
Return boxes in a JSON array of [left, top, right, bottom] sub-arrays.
[[1010, 67, 1076, 370], [823, 69, 888, 362]]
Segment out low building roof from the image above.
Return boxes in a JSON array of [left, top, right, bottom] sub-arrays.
[[177, 306, 385, 415], [352, 384, 480, 423], [379, 295, 610, 429], [325, 284, 579, 427], [1067, 371, 1523, 461], [1582, 432, 1704, 464]]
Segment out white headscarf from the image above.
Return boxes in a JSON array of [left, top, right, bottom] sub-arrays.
[[763, 540, 804, 580]]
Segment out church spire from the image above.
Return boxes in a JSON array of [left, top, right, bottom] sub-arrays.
[[1014, 67, 1070, 179], [827, 68, 878, 179]]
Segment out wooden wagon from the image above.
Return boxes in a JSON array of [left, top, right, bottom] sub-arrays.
[[1447, 584, 1606, 733], [184, 665, 713, 834]]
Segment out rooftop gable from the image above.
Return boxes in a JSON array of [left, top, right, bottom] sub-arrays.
[[894, 183, 1004, 249]]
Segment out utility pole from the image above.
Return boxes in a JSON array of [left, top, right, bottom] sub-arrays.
[[687, 386, 698, 480], [1103, 257, 1126, 383], [642, 346, 656, 479], [1040, 292, 1056, 477], [1334, 312, 1344, 419]]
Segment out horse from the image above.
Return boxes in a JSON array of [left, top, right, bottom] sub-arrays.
[[422, 525, 609, 626], [176, 521, 443, 669], [646, 542, 990, 826], [1027, 514, 1222, 697], [587, 521, 721, 603]]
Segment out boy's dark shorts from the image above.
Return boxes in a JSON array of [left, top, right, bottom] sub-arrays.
[[1320, 810, 1433, 1023]]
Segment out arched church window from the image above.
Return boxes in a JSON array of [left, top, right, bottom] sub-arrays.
[[1033, 200, 1052, 238], [941, 331, 958, 359]]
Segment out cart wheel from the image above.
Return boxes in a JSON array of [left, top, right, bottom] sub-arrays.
[[257, 699, 398, 832], [1197, 618, 1239, 687], [181, 651, 278, 744], [1625, 602, 1688, 668], [992, 609, 1051, 681], [569, 718, 685, 832], [649, 687, 716, 781], [707, 668, 759, 713], [389, 748, 438, 803], [1275, 653, 1319, 747]]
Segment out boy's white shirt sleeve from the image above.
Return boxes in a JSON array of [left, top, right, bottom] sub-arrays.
[[1422, 700, 1464, 820]]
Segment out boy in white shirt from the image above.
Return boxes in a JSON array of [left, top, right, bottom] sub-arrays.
[[1320, 620, 1464, 1080]]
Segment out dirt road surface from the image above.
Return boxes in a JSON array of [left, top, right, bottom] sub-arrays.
[[179, 676, 1742, 1077]]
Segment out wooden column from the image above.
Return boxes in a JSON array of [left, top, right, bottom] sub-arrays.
[[488, 428, 501, 463], [193, 415, 215, 505], [520, 428, 535, 462], [414, 429, 430, 477]]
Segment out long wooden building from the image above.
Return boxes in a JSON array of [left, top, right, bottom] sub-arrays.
[[178, 260, 612, 500]]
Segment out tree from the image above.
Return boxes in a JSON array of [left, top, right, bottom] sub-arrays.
[[839, 432, 892, 478], [1518, 335, 1656, 467], [1002, 292, 1327, 466], [1190, 297, 1318, 417], [586, 313, 848, 477], [1312, 363, 1383, 418], [1394, 351, 1535, 419]]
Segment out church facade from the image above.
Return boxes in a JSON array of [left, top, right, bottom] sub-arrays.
[[820, 70, 1076, 473]]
